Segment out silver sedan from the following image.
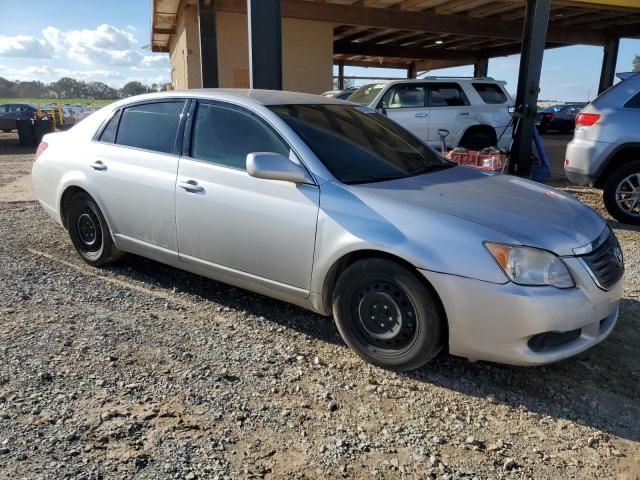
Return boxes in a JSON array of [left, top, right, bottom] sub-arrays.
[[32, 90, 624, 371]]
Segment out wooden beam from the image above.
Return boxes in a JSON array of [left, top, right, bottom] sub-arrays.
[[215, 0, 607, 45], [435, 0, 495, 15], [152, 27, 176, 35], [334, 41, 481, 61]]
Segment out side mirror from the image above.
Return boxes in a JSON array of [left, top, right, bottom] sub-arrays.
[[246, 152, 315, 185]]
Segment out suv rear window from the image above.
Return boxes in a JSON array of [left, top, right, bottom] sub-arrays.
[[115, 101, 185, 154], [472, 83, 508, 104]]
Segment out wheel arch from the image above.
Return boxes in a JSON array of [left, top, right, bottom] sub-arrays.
[[594, 143, 640, 188], [458, 124, 497, 148], [58, 183, 115, 239], [321, 249, 449, 340]]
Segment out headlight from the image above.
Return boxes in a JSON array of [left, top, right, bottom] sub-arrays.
[[485, 243, 575, 289]]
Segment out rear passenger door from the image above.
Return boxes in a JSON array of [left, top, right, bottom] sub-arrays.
[[89, 100, 186, 255], [426, 82, 474, 147], [378, 83, 429, 142]]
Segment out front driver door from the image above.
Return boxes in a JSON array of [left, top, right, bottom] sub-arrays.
[[379, 83, 429, 142], [175, 100, 319, 296]]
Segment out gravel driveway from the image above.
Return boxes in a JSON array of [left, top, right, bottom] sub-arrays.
[[0, 132, 639, 479]]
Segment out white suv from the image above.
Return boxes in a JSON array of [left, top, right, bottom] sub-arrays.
[[348, 77, 513, 151]]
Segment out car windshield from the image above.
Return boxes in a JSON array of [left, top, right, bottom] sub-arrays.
[[542, 105, 564, 113], [269, 104, 453, 185], [348, 84, 386, 105]]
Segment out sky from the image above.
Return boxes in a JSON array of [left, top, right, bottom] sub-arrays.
[[0, 0, 639, 100]]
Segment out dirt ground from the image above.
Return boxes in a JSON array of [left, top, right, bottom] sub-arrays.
[[0, 131, 638, 479]]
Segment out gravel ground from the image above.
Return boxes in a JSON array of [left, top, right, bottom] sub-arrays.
[[0, 133, 639, 479]]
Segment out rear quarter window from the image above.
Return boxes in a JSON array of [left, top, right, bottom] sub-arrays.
[[115, 101, 185, 154], [472, 83, 508, 104], [624, 92, 640, 109]]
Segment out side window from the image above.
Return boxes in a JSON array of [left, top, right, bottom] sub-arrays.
[[381, 84, 426, 109], [191, 102, 290, 170], [429, 83, 469, 107], [472, 83, 508, 104], [625, 92, 640, 109], [115, 101, 185, 154], [98, 110, 121, 143]]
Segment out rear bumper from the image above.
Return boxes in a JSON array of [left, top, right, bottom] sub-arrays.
[[564, 137, 612, 186], [420, 256, 622, 366]]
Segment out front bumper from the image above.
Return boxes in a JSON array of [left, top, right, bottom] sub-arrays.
[[420, 256, 623, 366]]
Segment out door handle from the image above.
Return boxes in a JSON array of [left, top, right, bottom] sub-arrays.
[[458, 112, 472, 116], [90, 160, 107, 171], [414, 113, 429, 118], [178, 179, 205, 193]]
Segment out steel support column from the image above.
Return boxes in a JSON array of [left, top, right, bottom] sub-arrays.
[[198, 0, 219, 88], [598, 37, 620, 94], [407, 62, 417, 79], [473, 59, 488, 78], [509, 0, 550, 177], [247, 0, 282, 90], [338, 61, 345, 90]]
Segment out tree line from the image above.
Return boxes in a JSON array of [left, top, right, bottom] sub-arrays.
[[0, 76, 171, 100]]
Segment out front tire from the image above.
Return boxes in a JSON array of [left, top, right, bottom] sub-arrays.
[[66, 192, 122, 266], [332, 258, 445, 371], [603, 160, 640, 225]]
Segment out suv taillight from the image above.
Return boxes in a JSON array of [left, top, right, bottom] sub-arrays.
[[35, 141, 48, 160], [575, 113, 600, 126]]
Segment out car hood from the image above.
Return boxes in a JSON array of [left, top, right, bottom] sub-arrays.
[[349, 166, 606, 256]]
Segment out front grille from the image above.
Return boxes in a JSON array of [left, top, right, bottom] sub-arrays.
[[580, 231, 624, 290]]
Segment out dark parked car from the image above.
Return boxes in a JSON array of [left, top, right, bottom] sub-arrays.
[[536, 103, 586, 133], [0, 103, 38, 132]]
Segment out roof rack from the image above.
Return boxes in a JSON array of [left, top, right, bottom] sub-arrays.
[[416, 75, 495, 81]]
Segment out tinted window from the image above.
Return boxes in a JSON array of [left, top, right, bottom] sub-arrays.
[[191, 103, 289, 170], [270, 104, 451, 184], [429, 83, 468, 107], [625, 92, 640, 109], [382, 84, 426, 109], [115, 101, 184, 154], [472, 83, 508, 104], [98, 110, 121, 143]]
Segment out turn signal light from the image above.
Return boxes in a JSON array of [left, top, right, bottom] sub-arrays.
[[35, 141, 48, 160], [575, 113, 600, 127]]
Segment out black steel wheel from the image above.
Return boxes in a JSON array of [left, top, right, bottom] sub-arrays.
[[66, 192, 122, 266], [333, 258, 445, 371]]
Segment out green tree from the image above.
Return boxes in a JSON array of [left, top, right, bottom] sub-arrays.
[[49, 77, 85, 99], [86, 81, 118, 100], [634, 55, 640, 73], [120, 81, 148, 98]]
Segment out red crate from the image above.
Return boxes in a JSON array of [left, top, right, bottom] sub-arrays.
[[444, 150, 508, 172]]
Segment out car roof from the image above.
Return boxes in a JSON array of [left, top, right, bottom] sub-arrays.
[[117, 89, 350, 107]]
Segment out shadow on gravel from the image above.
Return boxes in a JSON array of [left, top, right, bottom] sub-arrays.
[[405, 296, 640, 443], [107, 253, 344, 347], [0, 133, 35, 156], [107, 253, 640, 443]]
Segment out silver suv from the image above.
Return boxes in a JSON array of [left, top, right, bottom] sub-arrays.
[[348, 77, 513, 151], [565, 73, 640, 225]]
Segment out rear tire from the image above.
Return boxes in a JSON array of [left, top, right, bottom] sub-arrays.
[[459, 131, 493, 150], [332, 258, 445, 371], [603, 160, 640, 225], [65, 192, 123, 266]]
